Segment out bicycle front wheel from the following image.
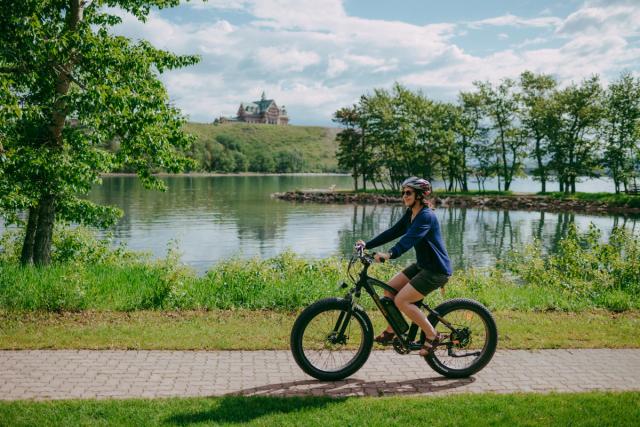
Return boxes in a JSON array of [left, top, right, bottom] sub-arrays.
[[290, 297, 373, 381]]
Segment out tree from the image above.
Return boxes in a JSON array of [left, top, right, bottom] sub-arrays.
[[601, 72, 640, 193], [519, 71, 557, 193], [275, 150, 306, 173], [362, 87, 407, 190], [250, 152, 276, 172], [0, 0, 199, 265], [476, 78, 524, 191], [423, 102, 458, 191], [551, 76, 603, 193], [334, 105, 364, 191], [470, 140, 496, 192], [454, 91, 486, 191]]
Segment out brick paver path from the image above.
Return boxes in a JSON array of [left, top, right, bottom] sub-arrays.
[[1, 349, 639, 400]]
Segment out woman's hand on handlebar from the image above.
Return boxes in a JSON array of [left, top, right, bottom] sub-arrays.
[[355, 240, 366, 249], [374, 252, 390, 263]]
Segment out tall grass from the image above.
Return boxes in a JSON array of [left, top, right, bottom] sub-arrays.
[[1, 224, 638, 312]]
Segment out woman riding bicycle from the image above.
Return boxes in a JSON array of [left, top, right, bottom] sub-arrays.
[[356, 176, 452, 356]]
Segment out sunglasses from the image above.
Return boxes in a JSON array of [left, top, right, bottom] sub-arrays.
[[401, 190, 414, 197]]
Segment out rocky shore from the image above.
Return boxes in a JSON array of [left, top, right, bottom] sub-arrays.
[[272, 191, 640, 214]]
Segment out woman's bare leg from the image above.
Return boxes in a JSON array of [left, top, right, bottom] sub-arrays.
[[386, 271, 411, 297], [381, 272, 410, 333], [394, 284, 437, 339]]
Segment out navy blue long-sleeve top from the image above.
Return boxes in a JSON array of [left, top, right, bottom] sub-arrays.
[[365, 207, 453, 276]]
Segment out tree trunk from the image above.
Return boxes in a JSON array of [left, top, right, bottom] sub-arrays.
[[32, 194, 56, 266], [462, 140, 469, 191], [361, 126, 367, 192], [20, 206, 39, 265], [27, 0, 84, 266], [535, 137, 546, 193]]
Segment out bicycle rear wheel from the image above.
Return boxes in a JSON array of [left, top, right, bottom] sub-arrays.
[[423, 298, 498, 378], [290, 297, 373, 381]]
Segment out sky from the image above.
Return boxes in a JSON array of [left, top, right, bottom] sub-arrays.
[[111, 0, 640, 126]]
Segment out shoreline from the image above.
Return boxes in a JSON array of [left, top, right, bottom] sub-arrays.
[[101, 172, 349, 177], [272, 191, 640, 214]]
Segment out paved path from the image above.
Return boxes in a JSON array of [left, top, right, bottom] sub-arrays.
[[1, 349, 639, 400]]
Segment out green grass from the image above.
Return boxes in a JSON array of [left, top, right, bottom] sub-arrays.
[[1, 224, 638, 313], [1, 254, 638, 313], [1, 309, 638, 350], [2, 253, 638, 312], [0, 392, 638, 426]]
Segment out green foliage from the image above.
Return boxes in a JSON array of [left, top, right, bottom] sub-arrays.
[[333, 106, 364, 190], [550, 76, 604, 193], [503, 224, 640, 311], [475, 78, 524, 192], [519, 70, 557, 192], [0, 225, 138, 265], [336, 70, 640, 195], [183, 123, 338, 173], [601, 72, 640, 193], [540, 192, 640, 208], [1, 225, 639, 312], [0, 0, 199, 264]]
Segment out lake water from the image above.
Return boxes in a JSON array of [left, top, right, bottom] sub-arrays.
[[60, 175, 638, 274]]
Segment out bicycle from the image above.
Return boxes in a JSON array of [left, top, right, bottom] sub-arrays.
[[290, 245, 498, 381]]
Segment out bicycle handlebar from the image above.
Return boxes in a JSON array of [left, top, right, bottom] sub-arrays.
[[353, 244, 384, 264]]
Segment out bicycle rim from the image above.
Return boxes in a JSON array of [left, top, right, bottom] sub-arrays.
[[300, 307, 366, 373], [429, 306, 490, 371]]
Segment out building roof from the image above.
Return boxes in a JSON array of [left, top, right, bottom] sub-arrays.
[[242, 99, 275, 114]]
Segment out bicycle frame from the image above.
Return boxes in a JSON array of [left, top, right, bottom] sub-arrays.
[[342, 252, 458, 352]]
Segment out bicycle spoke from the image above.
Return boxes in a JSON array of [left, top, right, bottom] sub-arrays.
[[430, 307, 489, 371], [301, 308, 365, 373]]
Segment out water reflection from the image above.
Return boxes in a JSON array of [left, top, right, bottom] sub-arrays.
[[1, 176, 638, 274], [336, 204, 639, 272]]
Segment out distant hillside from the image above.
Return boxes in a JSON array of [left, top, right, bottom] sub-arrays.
[[183, 122, 340, 173]]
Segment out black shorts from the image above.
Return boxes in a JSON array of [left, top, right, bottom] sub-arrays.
[[401, 263, 450, 296]]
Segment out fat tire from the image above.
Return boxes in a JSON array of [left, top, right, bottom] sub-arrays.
[[290, 297, 374, 381], [425, 298, 498, 378]]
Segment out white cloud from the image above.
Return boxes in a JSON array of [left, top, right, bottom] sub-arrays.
[[107, 0, 640, 125], [188, 0, 250, 10], [468, 13, 562, 29], [513, 37, 549, 49], [255, 47, 321, 72], [327, 57, 348, 78], [556, 4, 640, 37]]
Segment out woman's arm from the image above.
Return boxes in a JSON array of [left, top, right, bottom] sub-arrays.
[[387, 212, 432, 259], [364, 210, 409, 249]]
